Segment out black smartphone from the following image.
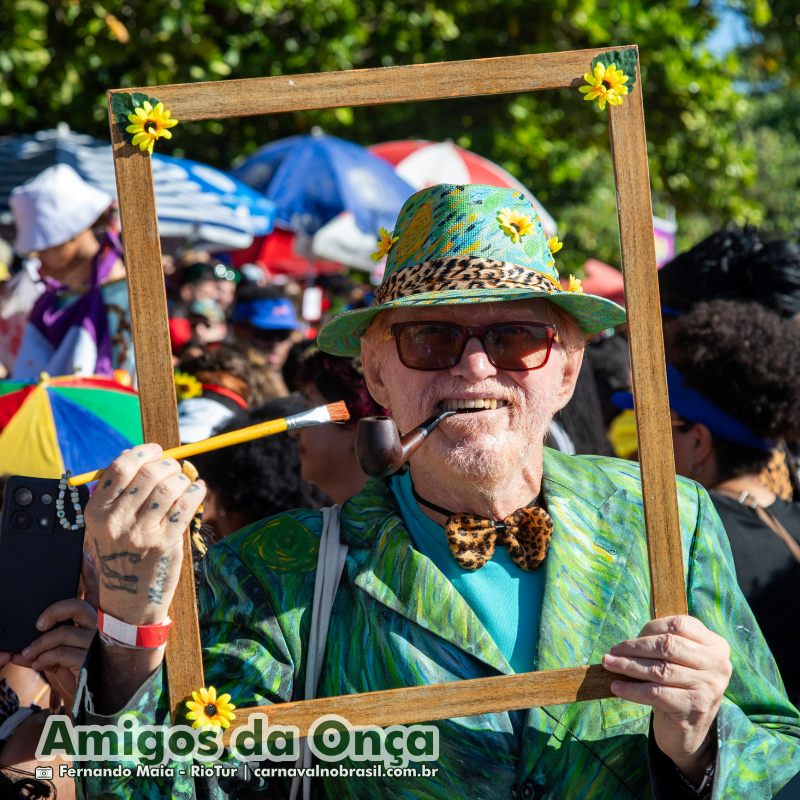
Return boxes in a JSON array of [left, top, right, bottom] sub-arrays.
[[0, 475, 88, 653]]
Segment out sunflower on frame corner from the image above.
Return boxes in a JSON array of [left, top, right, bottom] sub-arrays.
[[111, 91, 178, 155], [185, 686, 237, 730]]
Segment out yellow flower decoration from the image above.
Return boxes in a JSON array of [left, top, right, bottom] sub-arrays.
[[547, 235, 563, 255], [185, 686, 237, 730], [602, 63, 630, 97], [497, 208, 535, 243], [126, 101, 178, 155], [174, 371, 202, 401], [371, 227, 399, 262], [567, 275, 584, 293], [579, 62, 629, 110]]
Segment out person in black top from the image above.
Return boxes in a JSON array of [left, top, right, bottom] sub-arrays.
[[662, 300, 800, 703]]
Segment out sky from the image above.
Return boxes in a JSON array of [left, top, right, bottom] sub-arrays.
[[706, 6, 754, 57]]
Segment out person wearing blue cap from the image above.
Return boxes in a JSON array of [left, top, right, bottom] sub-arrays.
[[231, 285, 302, 370]]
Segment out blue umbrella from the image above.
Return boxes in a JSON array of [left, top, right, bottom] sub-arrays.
[[0, 127, 276, 250], [231, 131, 415, 235]]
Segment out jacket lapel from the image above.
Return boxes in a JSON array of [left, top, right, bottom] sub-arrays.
[[517, 449, 642, 778], [340, 479, 512, 676], [534, 448, 632, 674]]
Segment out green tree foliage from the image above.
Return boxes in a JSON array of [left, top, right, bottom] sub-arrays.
[[737, 84, 800, 238], [0, 0, 781, 268], [739, 0, 798, 85]]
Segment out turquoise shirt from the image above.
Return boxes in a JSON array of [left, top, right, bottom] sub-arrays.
[[390, 469, 544, 673]]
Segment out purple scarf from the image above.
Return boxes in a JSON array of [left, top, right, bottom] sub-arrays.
[[25, 230, 124, 377]]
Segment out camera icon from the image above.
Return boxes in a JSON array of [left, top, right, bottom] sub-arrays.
[[35, 766, 54, 780]]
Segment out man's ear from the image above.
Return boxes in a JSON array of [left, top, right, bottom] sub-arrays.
[[553, 345, 585, 411], [360, 334, 391, 409]]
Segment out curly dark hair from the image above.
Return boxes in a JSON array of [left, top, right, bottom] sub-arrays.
[[670, 299, 800, 478], [177, 344, 252, 404], [190, 394, 327, 522], [295, 349, 383, 427], [659, 227, 800, 318]]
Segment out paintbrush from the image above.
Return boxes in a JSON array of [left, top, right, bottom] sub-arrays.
[[67, 401, 349, 486]]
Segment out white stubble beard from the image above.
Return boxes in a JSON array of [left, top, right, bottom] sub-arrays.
[[403, 378, 558, 497]]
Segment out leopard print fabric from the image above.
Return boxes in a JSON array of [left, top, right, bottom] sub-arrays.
[[373, 257, 561, 305], [760, 449, 795, 502], [445, 514, 499, 570], [502, 506, 554, 570], [444, 506, 554, 571]]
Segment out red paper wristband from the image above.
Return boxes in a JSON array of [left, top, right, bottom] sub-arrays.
[[98, 609, 171, 648]]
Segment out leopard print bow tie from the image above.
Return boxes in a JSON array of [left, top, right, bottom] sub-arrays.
[[412, 487, 554, 571]]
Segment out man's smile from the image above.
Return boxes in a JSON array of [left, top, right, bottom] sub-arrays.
[[437, 398, 511, 412]]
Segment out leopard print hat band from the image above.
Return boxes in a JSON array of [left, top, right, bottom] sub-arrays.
[[372, 256, 563, 305]]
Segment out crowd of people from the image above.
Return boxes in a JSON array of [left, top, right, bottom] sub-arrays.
[[0, 167, 798, 798]]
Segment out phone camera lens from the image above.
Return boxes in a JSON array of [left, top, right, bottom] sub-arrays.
[[13, 487, 33, 506], [37, 515, 50, 528], [11, 510, 31, 529], [41, 493, 54, 505]]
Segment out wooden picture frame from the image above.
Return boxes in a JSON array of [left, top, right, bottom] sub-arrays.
[[107, 45, 687, 737]]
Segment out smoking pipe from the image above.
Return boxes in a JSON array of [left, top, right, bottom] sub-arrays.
[[355, 410, 456, 477]]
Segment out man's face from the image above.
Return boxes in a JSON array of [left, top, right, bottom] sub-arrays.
[[215, 280, 236, 312], [189, 315, 227, 345], [180, 279, 218, 305], [361, 299, 583, 483], [233, 323, 294, 368]]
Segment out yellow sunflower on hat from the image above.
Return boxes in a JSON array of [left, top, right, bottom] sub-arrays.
[[497, 208, 535, 243], [371, 227, 399, 262]]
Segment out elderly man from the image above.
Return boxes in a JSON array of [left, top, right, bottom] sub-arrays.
[[73, 185, 799, 799]]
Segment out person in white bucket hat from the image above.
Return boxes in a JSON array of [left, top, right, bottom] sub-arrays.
[[10, 164, 123, 287], [9, 164, 134, 382]]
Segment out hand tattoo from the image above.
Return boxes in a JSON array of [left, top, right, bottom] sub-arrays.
[[94, 537, 141, 594], [148, 555, 172, 604]]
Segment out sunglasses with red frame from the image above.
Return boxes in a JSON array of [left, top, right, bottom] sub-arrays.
[[390, 320, 559, 372]]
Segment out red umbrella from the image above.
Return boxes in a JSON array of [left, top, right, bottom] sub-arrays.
[[370, 140, 556, 235], [231, 228, 343, 279]]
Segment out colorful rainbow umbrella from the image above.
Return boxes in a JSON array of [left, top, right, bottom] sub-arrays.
[[0, 375, 143, 478]]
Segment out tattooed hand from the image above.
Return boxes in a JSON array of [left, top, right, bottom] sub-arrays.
[[84, 443, 206, 626]]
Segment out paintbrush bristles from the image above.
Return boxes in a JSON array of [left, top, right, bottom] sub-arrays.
[[327, 401, 350, 424]]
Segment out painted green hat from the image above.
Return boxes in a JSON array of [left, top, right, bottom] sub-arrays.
[[318, 184, 626, 356]]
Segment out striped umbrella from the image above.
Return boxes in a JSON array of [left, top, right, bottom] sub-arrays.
[[0, 127, 276, 251], [0, 375, 143, 478]]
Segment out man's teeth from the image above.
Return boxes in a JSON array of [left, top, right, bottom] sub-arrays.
[[439, 399, 508, 411]]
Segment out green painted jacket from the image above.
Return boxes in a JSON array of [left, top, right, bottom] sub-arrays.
[[77, 450, 800, 799]]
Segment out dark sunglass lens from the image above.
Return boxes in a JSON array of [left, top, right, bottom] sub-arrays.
[[398, 324, 463, 370], [486, 324, 550, 369]]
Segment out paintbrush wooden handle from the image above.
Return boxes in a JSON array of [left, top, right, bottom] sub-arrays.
[[68, 417, 290, 486]]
